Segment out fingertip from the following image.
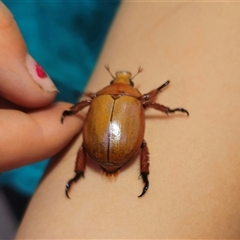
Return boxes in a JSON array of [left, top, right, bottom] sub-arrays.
[[25, 54, 59, 94], [0, 3, 59, 109]]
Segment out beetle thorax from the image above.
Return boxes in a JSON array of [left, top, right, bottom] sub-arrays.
[[113, 71, 132, 85]]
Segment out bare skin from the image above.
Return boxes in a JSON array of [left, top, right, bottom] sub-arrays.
[[10, 2, 240, 239]]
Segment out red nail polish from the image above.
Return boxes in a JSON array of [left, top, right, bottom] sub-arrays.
[[36, 63, 47, 78]]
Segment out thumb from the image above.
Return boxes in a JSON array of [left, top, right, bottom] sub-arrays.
[[0, 2, 58, 109]]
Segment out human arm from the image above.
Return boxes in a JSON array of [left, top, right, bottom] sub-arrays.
[[16, 2, 240, 239]]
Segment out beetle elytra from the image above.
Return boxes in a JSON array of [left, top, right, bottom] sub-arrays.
[[61, 66, 189, 198]]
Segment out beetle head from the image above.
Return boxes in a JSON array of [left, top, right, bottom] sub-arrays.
[[111, 71, 134, 86]]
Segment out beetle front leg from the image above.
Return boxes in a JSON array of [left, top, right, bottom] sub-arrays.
[[65, 144, 87, 199], [61, 100, 92, 123], [138, 140, 150, 198], [139, 80, 170, 102], [145, 102, 189, 116]]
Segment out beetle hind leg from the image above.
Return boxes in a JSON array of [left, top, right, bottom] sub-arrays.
[[138, 140, 150, 198], [66, 171, 84, 198], [138, 172, 149, 198], [65, 144, 87, 199]]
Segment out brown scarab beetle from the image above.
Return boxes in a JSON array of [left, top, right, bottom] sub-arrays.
[[61, 66, 189, 198]]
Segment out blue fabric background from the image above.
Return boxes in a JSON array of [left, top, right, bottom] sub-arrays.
[[0, 1, 120, 196]]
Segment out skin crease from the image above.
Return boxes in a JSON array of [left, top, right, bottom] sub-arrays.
[[16, 2, 240, 239]]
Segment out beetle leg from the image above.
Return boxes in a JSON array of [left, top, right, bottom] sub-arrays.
[[138, 140, 150, 198], [139, 80, 170, 102], [61, 100, 92, 123], [65, 144, 87, 199], [65, 172, 84, 199], [144, 102, 189, 116]]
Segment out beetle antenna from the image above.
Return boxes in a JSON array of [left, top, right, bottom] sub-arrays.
[[105, 65, 115, 79], [131, 66, 143, 80]]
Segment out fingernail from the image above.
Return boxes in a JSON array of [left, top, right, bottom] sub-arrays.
[[25, 54, 59, 93]]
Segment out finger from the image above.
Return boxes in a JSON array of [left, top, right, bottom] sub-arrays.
[[0, 2, 58, 108], [0, 102, 84, 172]]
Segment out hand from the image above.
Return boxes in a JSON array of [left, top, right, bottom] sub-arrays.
[[0, 2, 83, 172]]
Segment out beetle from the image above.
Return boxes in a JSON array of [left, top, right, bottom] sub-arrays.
[[61, 66, 189, 198]]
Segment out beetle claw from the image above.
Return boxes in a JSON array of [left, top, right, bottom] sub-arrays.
[[61, 110, 74, 124], [168, 108, 189, 116], [138, 172, 149, 198], [65, 171, 84, 199]]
